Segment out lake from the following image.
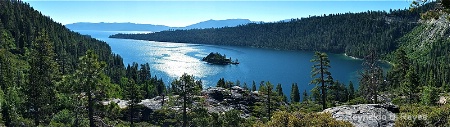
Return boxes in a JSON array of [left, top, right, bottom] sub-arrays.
[[75, 30, 386, 100]]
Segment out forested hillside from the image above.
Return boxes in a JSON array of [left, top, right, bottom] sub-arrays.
[[0, 0, 125, 82], [0, 0, 131, 126], [387, 14, 450, 95], [110, 4, 432, 58]]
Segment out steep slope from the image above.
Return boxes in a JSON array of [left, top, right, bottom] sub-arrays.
[[390, 14, 450, 87], [0, 0, 125, 82], [110, 5, 432, 58]]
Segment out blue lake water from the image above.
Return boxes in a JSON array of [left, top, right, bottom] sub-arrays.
[[75, 30, 387, 99]]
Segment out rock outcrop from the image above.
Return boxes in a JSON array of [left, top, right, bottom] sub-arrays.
[[201, 86, 262, 117], [323, 104, 399, 127], [102, 86, 268, 118]]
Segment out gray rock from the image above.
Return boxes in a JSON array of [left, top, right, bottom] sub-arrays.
[[323, 104, 397, 127]]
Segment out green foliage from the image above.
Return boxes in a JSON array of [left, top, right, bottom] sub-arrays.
[[150, 108, 178, 126], [2, 85, 24, 126], [75, 50, 107, 126], [0, 0, 131, 125], [123, 78, 144, 126], [105, 102, 122, 120], [402, 65, 420, 103], [222, 110, 245, 127], [266, 111, 353, 127], [189, 108, 210, 127], [288, 102, 322, 113], [26, 30, 60, 125], [217, 78, 226, 88], [395, 104, 450, 127], [171, 73, 202, 127], [387, 49, 409, 89], [420, 85, 438, 106], [302, 90, 309, 102], [348, 81, 355, 100], [251, 81, 257, 91], [310, 51, 333, 109], [290, 83, 300, 103], [311, 85, 321, 103], [49, 109, 74, 127], [276, 83, 287, 103], [347, 96, 369, 105]]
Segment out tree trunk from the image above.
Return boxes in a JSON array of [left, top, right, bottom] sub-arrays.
[[320, 58, 326, 110], [88, 90, 95, 127], [183, 94, 187, 127], [268, 86, 271, 121]]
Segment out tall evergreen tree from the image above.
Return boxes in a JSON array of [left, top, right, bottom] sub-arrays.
[[124, 79, 144, 127], [275, 83, 287, 102], [26, 30, 60, 125], [310, 51, 333, 110], [276, 84, 283, 96], [403, 67, 419, 103], [266, 81, 273, 121], [216, 78, 226, 88], [388, 49, 409, 88], [302, 90, 309, 102], [171, 73, 202, 127], [74, 50, 107, 127], [348, 81, 355, 100], [251, 81, 257, 91], [290, 83, 300, 103], [243, 82, 249, 90]]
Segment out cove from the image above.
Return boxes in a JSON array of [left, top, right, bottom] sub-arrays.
[[75, 30, 388, 100]]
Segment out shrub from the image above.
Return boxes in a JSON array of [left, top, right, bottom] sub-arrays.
[[266, 111, 353, 127]]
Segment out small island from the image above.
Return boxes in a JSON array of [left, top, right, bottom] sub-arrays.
[[202, 52, 239, 65]]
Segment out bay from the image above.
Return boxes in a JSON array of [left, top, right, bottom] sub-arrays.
[[75, 30, 387, 100]]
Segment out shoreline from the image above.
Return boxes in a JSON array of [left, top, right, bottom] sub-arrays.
[[343, 53, 362, 60]]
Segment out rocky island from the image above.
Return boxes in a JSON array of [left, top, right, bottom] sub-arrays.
[[202, 52, 239, 65]]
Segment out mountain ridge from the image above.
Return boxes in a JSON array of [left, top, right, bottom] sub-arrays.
[[65, 19, 254, 32]]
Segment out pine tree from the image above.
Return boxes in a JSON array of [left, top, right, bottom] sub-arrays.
[[74, 50, 106, 127], [310, 51, 333, 109], [3, 86, 23, 126], [243, 82, 249, 90], [403, 67, 419, 103], [124, 79, 144, 127], [26, 30, 60, 125], [276, 84, 283, 96], [251, 81, 257, 91], [348, 81, 355, 100], [216, 78, 226, 88], [266, 81, 273, 121], [171, 73, 202, 127], [302, 90, 309, 102], [387, 49, 409, 89], [421, 85, 437, 106], [275, 83, 287, 102], [290, 83, 300, 103]]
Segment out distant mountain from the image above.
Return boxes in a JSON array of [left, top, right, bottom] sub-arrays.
[[65, 19, 253, 32], [181, 19, 252, 29], [65, 22, 170, 32]]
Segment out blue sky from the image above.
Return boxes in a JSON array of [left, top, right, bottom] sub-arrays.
[[24, 1, 412, 27]]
